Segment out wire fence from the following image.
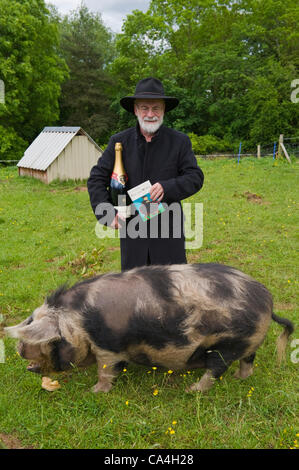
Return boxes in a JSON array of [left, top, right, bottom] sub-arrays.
[[199, 137, 299, 160], [0, 136, 298, 166], [284, 137, 299, 156]]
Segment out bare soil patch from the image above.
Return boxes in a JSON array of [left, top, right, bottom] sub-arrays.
[[0, 433, 34, 449]]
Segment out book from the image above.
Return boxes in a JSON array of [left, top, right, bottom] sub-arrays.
[[127, 180, 165, 222]]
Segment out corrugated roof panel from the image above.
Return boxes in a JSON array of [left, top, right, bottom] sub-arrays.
[[37, 132, 75, 170], [17, 130, 77, 171], [43, 126, 81, 133]]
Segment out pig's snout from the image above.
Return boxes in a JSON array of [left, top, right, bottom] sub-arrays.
[[17, 341, 42, 374]]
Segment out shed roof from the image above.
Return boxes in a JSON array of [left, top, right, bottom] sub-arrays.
[[17, 127, 102, 171]]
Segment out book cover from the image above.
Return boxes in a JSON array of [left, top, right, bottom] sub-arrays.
[[127, 180, 165, 222]]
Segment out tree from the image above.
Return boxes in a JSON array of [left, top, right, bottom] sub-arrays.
[[109, 0, 299, 150], [0, 0, 68, 160], [58, 3, 116, 144]]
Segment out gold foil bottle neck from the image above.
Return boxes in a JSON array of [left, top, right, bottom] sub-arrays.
[[113, 142, 127, 183]]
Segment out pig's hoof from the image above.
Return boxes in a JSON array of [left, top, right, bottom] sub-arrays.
[[92, 382, 112, 393], [234, 369, 253, 379], [234, 365, 253, 379], [186, 372, 215, 393], [185, 383, 203, 393], [234, 370, 242, 379]]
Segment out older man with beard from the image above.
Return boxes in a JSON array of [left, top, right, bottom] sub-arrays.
[[87, 77, 204, 271]]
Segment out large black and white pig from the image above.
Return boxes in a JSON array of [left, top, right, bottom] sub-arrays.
[[5, 263, 294, 393]]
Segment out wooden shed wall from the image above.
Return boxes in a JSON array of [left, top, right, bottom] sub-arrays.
[[47, 135, 101, 183], [18, 167, 48, 183]]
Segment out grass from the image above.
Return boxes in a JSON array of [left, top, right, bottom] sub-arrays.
[[0, 156, 298, 449]]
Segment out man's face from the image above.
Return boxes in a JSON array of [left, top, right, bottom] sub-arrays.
[[134, 99, 165, 135]]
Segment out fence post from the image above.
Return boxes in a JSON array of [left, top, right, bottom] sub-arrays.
[[278, 134, 291, 164], [277, 134, 284, 159], [257, 145, 261, 159], [237, 142, 242, 164]]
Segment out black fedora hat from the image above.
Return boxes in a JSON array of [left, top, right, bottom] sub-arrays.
[[120, 77, 179, 113]]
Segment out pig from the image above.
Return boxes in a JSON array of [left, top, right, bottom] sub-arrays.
[[5, 263, 294, 393]]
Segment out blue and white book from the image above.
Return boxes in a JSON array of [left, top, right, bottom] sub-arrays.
[[127, 180, 165, 222]]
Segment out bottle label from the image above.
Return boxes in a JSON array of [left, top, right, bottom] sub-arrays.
[[112, 171, 128, 185]]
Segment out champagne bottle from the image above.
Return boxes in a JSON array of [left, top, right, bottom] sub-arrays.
[[110, 142, 130, 217]]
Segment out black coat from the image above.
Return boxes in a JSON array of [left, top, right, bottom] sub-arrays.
[[87, 124, 204, 270]]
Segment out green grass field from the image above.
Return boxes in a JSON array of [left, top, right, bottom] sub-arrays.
[[0, 157, 298, 449]]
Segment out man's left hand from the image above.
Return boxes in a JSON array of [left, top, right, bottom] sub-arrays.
[[150, 182, 164, 203]]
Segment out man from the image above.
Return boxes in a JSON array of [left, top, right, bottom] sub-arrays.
[[87, 77, 204, 271]]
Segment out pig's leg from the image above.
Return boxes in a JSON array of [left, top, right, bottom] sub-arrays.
[[92, 362, 116, 393], [186, 348, 232, 392], [187, 370, 215, 392], [91, 350, 124, 393], [234, 353, 255, 379]]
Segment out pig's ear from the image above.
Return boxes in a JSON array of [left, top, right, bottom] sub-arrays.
[[5, 316, 61, 344]]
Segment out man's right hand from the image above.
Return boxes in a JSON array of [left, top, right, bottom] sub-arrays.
[[110, 213, 125, 229]]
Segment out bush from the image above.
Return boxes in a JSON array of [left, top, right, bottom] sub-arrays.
[[188, 133, 232, 155], [0, 125, 27, 161]]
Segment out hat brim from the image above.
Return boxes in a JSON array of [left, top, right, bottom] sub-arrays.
[[120, 95, 179, 113]]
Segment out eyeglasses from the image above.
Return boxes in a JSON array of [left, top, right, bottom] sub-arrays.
[[137, 105, 164, 113]]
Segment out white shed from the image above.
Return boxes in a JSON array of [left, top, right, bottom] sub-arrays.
[[17, 126, 102, 184]]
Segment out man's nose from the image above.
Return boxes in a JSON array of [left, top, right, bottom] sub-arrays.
[[146, 108, 155, 117]]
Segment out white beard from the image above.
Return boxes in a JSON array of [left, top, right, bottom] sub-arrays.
[[137, 115, 164, 135]]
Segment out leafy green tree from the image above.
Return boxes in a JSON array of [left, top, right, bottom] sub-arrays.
[[0, 0, 68, 160], [238, 0, 299, 147], [58, 3, 116, 144], [109, 0, 299, 150]]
